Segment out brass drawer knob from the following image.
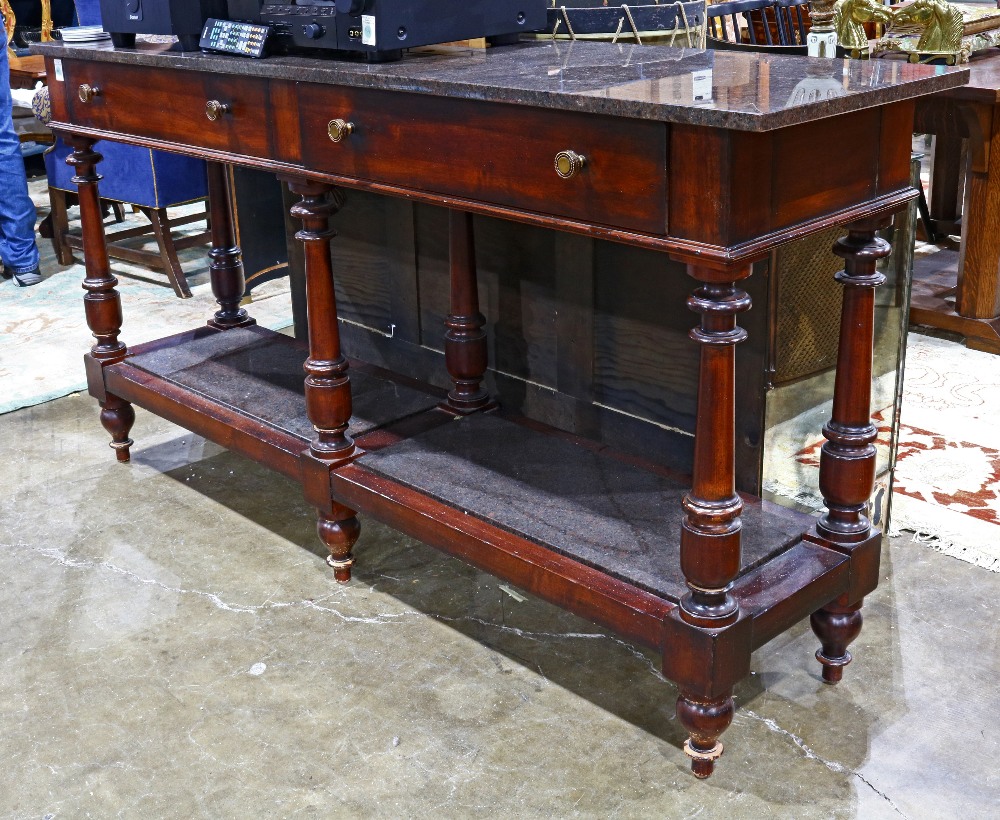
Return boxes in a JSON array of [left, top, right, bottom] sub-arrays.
[[78, 84, 101, 103], [327, 118, 355, 142], [554, 150, 586, 179], [205, 100, 231, 122]]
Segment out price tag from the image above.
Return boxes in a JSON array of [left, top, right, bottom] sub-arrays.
[[362, 15, 376, 46]]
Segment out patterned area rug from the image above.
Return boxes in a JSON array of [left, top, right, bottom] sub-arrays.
[[0, 179, 294, 416], [766, 333, 1000, 571]]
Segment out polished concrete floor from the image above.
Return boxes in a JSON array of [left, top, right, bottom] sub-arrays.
[[2, 393, 998, 818]]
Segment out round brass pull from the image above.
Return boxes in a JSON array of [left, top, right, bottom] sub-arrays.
[[78, 84, 101, 104], [205, 100, 231, 122], [554, 150, 586, 179], [327, 118, 355, 143]]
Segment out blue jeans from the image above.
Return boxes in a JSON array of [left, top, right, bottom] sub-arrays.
[[0, 27, 41, 274]]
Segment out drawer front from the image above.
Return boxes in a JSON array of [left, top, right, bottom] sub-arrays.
[[298, 84, 668, 235], [57, 60, 273, 159]]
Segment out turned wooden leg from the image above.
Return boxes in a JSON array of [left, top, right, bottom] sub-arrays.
[[99, 394, 136, 464], [443, 210, 492, 413], [206, 163, 254, 328], [676, 691, 734, 778], [674, 264, 752, 776], [679, 267, 752, 629], [284, 177, 360, 580], [811, 596, 864, 684], [68, 136, 135, 463], [318, 503, 361, 584], [811, 218, 891, 682]]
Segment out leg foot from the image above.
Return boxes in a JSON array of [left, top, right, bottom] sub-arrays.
[[99, 395, 135, 463], [811, 598, 863, 684], [318, 506, 360, 584], [676, 691, 733, 778]]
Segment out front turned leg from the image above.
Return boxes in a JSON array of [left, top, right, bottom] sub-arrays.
[[318, 503, 361, 584], [68, 136, 135, 462], [811, 596, 864, 684], [810, 218, 891, 682], [676, 691, 734, 778], [284, 176, 360, 580], [674, 264, 753, 777]]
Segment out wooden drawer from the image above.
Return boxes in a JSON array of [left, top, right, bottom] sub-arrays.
[[56, 60, 274, 159], [298, 84, 668, 235]]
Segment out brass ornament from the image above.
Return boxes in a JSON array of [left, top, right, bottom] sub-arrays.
[[205, 100, 231, 121], [554, 150, 586, 179], [327, 118, 355, 142], [833, 0, 893, 54]]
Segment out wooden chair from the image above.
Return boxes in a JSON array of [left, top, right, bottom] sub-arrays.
[[706, 0, 811, 46], [774, 0, 811, 45], [35, 0, 211, 298], [42, 134, 210, 298]]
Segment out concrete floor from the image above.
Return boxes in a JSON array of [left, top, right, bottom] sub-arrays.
[[1, 393, 998, 818]]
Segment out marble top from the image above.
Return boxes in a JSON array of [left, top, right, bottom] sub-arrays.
[[34, 39, 968, 131]]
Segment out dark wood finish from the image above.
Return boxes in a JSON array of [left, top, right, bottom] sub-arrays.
[[443, 210, 492, 414], [49, 52, 927, 779], [284, 178, 363, 580], [679, 267, 753, 628], [912, 53, 1000, 351], [808, 217, 891, 683], [206, 162, 254, 328], [810, 595, 864, 684], [69, 136, 135, 462], [297, 85, 669, 236], [61, 61, 282, 160]]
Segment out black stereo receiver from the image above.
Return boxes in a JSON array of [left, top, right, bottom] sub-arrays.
[[99, 0, 229, 50], [227, 0, 546, 62]]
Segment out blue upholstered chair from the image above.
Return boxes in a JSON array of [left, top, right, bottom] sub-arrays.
[[42, 0, 210, 297]]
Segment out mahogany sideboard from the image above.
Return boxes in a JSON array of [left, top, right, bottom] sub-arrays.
[[36, 40, 965, 778], [912, 50, 1000, 354]]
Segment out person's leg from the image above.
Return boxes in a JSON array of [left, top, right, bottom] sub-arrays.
[[0, 26, 42, 286]]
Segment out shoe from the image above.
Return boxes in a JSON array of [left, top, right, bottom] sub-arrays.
[[0, 261, 9, 280], [11, 267, 43, 287]]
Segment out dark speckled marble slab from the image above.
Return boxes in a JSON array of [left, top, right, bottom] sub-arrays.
[[34, 39, 967, 131], [128, 327, 439, 441], [359, 412, 813, 600]]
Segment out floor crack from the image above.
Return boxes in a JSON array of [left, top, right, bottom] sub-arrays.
[[741, 709, 908, 818]]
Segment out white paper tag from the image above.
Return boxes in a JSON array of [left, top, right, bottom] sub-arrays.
[[691, 70, 712, 102], [53, 59, 64, 83], [361, 15, 376, 46]]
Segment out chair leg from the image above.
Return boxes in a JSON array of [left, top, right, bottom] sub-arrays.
[[143, 206, 193, 299], [47, 187, 75, 266]]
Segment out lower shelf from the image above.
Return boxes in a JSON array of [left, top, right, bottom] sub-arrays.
[[101, 324, 842, 651]]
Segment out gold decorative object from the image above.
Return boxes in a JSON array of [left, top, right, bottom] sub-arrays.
[[554, 150, 586, 179], [327, 118, 355, 142], [833, 0, 893, 56], [41, 0, 53, 42], [875, 1, 1000, 64], [205, 100, 231, 121], [78, 84, 101, 103], [2, 0, 17, 57]]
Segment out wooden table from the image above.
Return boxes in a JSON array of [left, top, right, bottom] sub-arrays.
[[913, 50, 1000, 353], [8, 52, 45, 89], [36, 41, 964, 779]]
